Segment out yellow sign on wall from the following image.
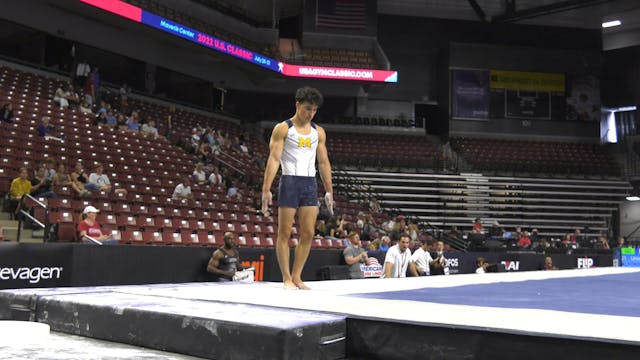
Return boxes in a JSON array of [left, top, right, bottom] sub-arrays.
[[490, 70, 565, 93]]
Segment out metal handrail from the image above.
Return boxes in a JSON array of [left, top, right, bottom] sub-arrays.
[[16, 194, 48, 243], [81, 234, 103, 246]]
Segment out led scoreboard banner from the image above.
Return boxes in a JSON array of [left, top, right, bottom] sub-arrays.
[[79, 0, 398, 83]]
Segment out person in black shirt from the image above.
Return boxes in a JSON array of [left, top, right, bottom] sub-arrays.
[[207, 232, 244, 281], [31, 166, 57, 198], [0, 102, 13, 123]]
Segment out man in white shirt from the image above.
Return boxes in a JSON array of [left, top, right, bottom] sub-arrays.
[[141, 120, 160, 138], [208, 166, 223, 186], [381, 234, 412, 278], [409, 238, 435, 276], [172, 177, 193, 200]]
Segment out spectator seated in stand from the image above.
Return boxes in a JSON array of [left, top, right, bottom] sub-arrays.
[[198, 142, 210, 163], [94, 111, 108, 127], [172, 177, 193, 201], [43, 158, 57, 183], [88, 163, 126, 195], [518, 231, 532, 249], [596, 236, 610, 250], [53, 84, 69, 108], [472, 218, 484, 234], [30, 166, 57, 199], [79, 100, 93, 115], [343, 232, 372, 279], [379, 235, 391, 251], [534, 238, 551, 253], [77, 206, 118, 244], [368, 239, 381, 252], [192, 162, 207, 185], [226, 180, 241, 198], [65, 85, 81, 110], [141, 120, 160, 139], [315, 219, 327, 237], [488, 221, 504, 240], [0, 102, 14, 123], [6, 167, 32, 217], [36, 116, 64, 142], [54, 163, 88, 197], [71, 161, 99, 193], [105, 110, 117, 128], [125, 112, 141, 132], [116, 114, 128, 131], [190, 128, 201, 149], [208, 166, 223, 187]]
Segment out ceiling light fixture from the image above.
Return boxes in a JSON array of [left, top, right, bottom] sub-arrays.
[[602, 20, 622, 28]]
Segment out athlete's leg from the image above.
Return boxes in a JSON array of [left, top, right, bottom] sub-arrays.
[[291, 205, 318, 290], [277, 206, 296, 289]]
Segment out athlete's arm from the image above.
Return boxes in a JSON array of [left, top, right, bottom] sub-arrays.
[[316, 126, 333, 212], [262, 122, 287, 214], [207, 250, 232, 276]]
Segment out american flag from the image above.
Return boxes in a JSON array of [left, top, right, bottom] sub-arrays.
[[368, 256, 379, 265], [316, 0, 367, 30]]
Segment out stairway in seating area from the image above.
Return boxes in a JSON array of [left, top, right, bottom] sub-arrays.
[[0, 210, 43, 243]]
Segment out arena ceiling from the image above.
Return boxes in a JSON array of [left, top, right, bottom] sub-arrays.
[[196, 0, 640, 29], [194, 0, 640, 49]]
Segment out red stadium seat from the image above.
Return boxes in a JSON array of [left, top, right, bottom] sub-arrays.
[[117, 215, 138, 229], [172, 218, 190, 230], [113, 202, 132, 215], [143, 231, 164, 245], [120, 230, 144, 244], [248, 236, 261, 247], [106, 229, 121, 243], [205, 232, 223, 246], [237, 235, 247, 247], [96, 214, 117, 227], [131, 204, 149, 215]]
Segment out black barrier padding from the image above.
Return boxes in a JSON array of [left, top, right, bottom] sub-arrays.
[[0, 244, 615, 289], [35, 294, 346, 360], [0, 243, 73, 289], [346, 318, 639, 360], [317, 265, 351, 280]]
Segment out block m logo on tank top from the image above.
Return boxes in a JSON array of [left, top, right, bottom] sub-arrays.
[[298, 136, 311, 148]]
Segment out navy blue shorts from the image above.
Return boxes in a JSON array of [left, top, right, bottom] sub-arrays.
[[278, 175, 318, 208]]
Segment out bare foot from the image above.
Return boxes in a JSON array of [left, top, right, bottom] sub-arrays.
[[293, 280, 310, 290], [283, 281, 298, 290]]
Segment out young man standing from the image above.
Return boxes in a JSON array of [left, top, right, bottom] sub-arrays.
[[262, 87, 333, 290]]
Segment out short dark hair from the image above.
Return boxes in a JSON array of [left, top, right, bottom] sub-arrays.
[[295, 87, 323, 107]]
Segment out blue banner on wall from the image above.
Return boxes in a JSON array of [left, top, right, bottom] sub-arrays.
[[451, 69, 490, 120]]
